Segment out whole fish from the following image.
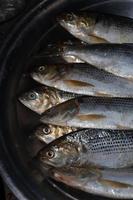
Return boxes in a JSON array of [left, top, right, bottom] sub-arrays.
[[19, 86, 79, 114], [35, 124, 77, 144], [61, 44, 133, 80], [31, 63, 133, 97], [51, 167, 133, 199], [37, 129, 133, 169], [58, 12, 133, 43], [41, 96, 133, 129]]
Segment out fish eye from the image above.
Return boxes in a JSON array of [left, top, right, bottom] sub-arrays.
[[43, 126, 51, 135], [66, 14, 74, 21], [46, 150, 55, 159], [28, 92, 37, 100], [38, 66, 46, 72]]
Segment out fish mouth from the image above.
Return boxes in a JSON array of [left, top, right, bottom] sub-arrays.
[[19, 97, 27, 105], [40, 158, 58, 168], [18, 97, 33, 110], [31, 72, 39, 82]]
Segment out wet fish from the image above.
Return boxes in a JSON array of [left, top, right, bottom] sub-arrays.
[[35, 40, 85, 64], [58, 12, 133, 43], [35, 124, 77, 144], [51, 167, 133, 199], [41, 96, 133, 129], [19, 86, 79, 114], [31, 63, 133, 97], [61, 43, 133, 80], [37, 129, 133, 169]]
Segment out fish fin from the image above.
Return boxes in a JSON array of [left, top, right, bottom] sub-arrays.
[[95, 92, 112, 97], [90, 34, 109, 43], [64, 80, 95, 87], [77, 114, 106, 121], [53, 172, 76, 184], [127, 77, 133, 82], [99, 179, 132, 188], [88, 35, 109, 44]]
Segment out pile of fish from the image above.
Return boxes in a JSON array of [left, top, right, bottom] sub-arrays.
[[19, 12, 133, 199]]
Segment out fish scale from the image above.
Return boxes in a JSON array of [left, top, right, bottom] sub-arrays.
[[38, 129, 133, 169], [41, 96, 133, 129], [52, 167, 133, 199], [58, 12, 133, 44], [62, 44, 133, 80], [31, 63, 133, 97]]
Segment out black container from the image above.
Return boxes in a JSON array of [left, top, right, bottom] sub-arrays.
[[0, 0, 133, 200]]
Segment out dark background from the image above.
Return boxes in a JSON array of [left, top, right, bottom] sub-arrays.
[[0, 1, 39, 199]]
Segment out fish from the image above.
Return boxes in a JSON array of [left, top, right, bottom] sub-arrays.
[[35, 124, 78, 144], [37, 129, 133, 169], [58, 12, 133, 43], [19, 86, 79, 114], [61, 43, 133, 80], [40, 96, 133, 129], [35, 40, 85, 64], [51, 167, 133, 199], [31, 63, 133, 97]]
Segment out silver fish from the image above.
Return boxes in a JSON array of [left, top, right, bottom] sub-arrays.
[[58, 12, 133, 43], [37, 129, 133, 169], [19, 86, 79, 114], [31, 63, 133, 97], [52, 167, 133, 199], [62, 44, 133, 80], [35, 124, 77, 144], [41, 96, 133, 129]]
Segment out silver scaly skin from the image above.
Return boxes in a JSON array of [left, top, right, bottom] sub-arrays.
[[41, 96, 133, 129], [31, 63, 133, 97], [37, 129, 133, 169], [58, 12, 133, 44], [51, 167, 133, 199], [62, 44, 133, 80]]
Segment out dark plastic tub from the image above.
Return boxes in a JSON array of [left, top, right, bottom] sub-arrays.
[[0, 0, 133, 200]]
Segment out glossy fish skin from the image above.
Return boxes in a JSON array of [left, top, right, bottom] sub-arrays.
[[31, 63, 133, 97], [58, 12, 133, 43], [37, 129, 133, 169], [36, 40, 85, 64], [19, 86, 79, 114], [35, 124, 77, 144], [41, 96, 133, 129], [52, 167, 133, 199], [62, 44, 133, 80]]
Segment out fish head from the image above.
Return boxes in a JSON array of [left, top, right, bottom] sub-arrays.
[[41, 99, 79, 125], [19, 88, 51, 114], [31, 65, 61, 85], [37, 138, 81, 168], [35, 124, 66, 143], [58, 12, 96, 37]]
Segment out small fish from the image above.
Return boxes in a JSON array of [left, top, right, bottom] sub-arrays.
[[35, 124, 78, 144], [51, 167, 133, 199], [58, 12, 133, 43], [37, 129, 133, 169], [19, 86, 79, 114], [61, 44, 133, 80], [31, 63, 133, 97], [41, 96, 133, 129]]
